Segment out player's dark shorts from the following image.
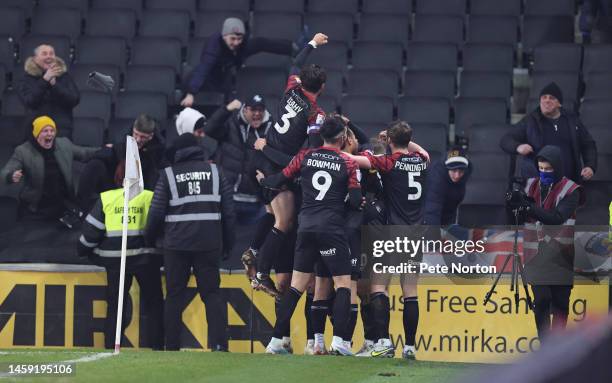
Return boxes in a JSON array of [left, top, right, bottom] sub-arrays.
[[251, 150, 298, 204], [272, 225, 296, 274], [294, 231, 352, 277]]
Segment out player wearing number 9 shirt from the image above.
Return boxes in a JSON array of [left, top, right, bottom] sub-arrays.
[[349, 121, 427, 359], [244, 33, 329, 296], [258, 116, 362, 356]]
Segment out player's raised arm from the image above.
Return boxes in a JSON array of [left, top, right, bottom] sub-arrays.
[[289, 33, 328, 76]]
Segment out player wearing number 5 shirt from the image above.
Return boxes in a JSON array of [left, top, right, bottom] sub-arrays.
[[349, 121, 428, 360], [258, 116, 363, 355]]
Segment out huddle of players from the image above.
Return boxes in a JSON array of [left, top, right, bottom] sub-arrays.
[[245, 33, 428, 358]]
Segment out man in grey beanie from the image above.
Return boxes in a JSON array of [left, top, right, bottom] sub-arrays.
[[181, 17, 296, 106]]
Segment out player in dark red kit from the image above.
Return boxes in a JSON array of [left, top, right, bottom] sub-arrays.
[[350, 121, 428, 359], [258, 116, 362, 356], [242, 33, 329, 296]]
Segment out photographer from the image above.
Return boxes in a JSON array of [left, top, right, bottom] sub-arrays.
[[518, 146, 583, 340]]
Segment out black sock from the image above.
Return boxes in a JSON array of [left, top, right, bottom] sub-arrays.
[[258, 227, 286, 275], [403, 297, 419, 346], [370, 292, 390, 340], [361, 302, 376, 341], [332, 287, 351, 339], [305, 293, 314, 340], [347, 304, 359, 342], [311, 299, 330, 334], [275, 296, 290, 337], [273, 287, 302, 339], [251, 213, 275, 251]]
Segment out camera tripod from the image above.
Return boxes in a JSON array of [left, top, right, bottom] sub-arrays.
[[484, 210, 534, 310]]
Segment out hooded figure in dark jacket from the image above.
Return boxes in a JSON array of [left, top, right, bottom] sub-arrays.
[[500, 82, 597, 184], [16, 44, 80, 138]]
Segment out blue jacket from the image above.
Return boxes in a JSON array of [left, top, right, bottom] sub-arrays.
[[423, 160, 472, 225]]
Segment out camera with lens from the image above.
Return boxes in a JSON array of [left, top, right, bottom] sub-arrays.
[[505, 177, 533, 222]]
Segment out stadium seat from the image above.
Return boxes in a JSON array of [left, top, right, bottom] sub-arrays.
[[462, 43, 514, 74], [251, 12, 302, 40], [0, 116, 26, 147], [308, 0, 359, 14], [253, 0, 304, 13], [85, 9, 137, 43], [0, 7, 25, 40], [30, 8, 82, 43], [580, 99, 612, 127], [468, 153, 511, 181], [0, 39, 14, 75], [340, 95, 394, 137], [459, 72, 512, 100], [70, 64, 121, 96], [415, 0, 466, 16], [305, 13, 354, 46], [19, 35, 71, 64], [346, 69, 400, 101], [588, 128, 612, 154], [362, 0, 412, 15], [529, 72, 580, 106], [320, 69, 344, 103], [115, 91, 168, 121], [591, 155, 612, 181], [576, 181, 612, 225], [75, 37, 128, 72], [0, 66, 5, 93], [139, 10, 191, 46], [1, 90, 25, 117], [107, 118, 138, 144], [193, 11, 249, 39], [583, 45, 612, 76], [522, 16, 575, 55], [198, 0, 250, 12], [470, 0, 521, 17], [130, 38, 182, 74], [124, 65, 177, 103], [351, 42, 404, 76], [458, 203, 508, 226], [584, 73, 612, 100], [304, 41, 349, 71], [0, 196, 18, 233], [404, 71, 456, 101], [145, 0, 197, 20], [454, 97, 508, 137], [467, 124, 512, 153], [38, 0, 88, 16], [91, 0, 143, 19], [466, 16, 519, 45], [524, 0, 575, 16], [358, 14, 411, 47], [244, 53, 290, 69], [185, 38, 207, 73], [316, 95, 338, 114], [72, 117, 105, 147], [235, 67, 287, 101], [73, 91, 112, 125], [412, 15, 464, 45], [533, 44, 583, 73], [410, 123, 448, 155], [463, 181, 509, 204], [1, 0, 34, 18], [406, 42, 458, 72], [398, 97, 450, 125]]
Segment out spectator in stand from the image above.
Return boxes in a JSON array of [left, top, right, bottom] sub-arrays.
[[423, 148, 472, 226], [174, 107, 217, 160], [76, 115, 166, 213], [580, 0, 612, 43], [180, 18, 294, 105], [0, 116, 98, 225], [16, 44, 80, 138], [500, 82, 597, 184]]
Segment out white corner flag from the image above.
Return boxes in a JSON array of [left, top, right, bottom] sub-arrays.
[[114, 136, 144, 354]]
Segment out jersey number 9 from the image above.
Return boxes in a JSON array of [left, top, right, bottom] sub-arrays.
[[312, 170, 332, 200]]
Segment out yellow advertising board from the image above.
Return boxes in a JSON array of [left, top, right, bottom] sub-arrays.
[[0, 270, 608, 363]]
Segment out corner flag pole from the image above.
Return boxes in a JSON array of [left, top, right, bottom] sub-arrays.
[[114, 136, 144, 354]]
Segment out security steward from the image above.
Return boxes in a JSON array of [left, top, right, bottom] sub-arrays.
[[77, 187, 164, 350], [145, 133, 236, 351]]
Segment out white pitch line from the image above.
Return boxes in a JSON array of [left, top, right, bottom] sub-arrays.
[[63, 352, 115, 363]]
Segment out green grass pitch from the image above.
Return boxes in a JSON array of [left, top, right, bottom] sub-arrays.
[[0, 349, 474, 383]]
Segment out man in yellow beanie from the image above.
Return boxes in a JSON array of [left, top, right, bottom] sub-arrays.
[[0, 115, 99, 225]]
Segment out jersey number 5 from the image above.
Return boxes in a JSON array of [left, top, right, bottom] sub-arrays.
[[407, 172, 422, 200], [274, 104, 298, 134], [312, 170, 332, 200]]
